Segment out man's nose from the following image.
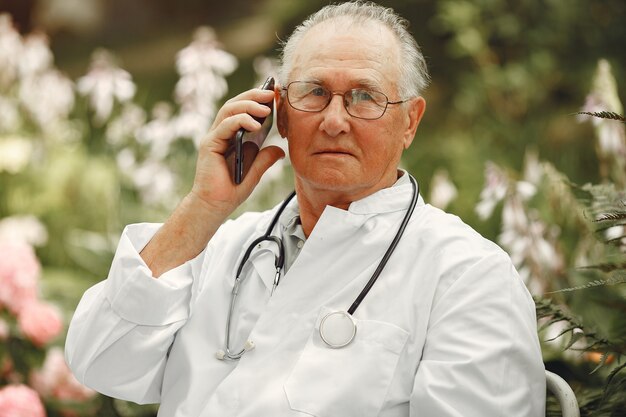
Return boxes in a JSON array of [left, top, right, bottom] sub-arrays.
[[319, 94, 351, 137]]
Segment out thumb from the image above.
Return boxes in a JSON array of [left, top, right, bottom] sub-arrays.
[[241, 145, 286, 187]]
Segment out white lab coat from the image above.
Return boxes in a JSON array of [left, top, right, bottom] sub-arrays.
[[65, 180, 546, 417]]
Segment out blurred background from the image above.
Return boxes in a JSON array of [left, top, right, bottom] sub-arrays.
[[0, 0, 624, 415]]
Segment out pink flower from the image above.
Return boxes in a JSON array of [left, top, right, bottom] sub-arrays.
[[0, 241, 40, 314], [18, 300, 63, 346], [0, 384, 46, 417], [31, 347, 96, 401]]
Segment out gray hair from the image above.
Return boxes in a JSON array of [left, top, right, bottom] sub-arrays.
[[278, 1, 429, 98]]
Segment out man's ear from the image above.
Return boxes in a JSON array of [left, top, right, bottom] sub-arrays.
[[403, 96, 426, 149], [275, 87, 289, 139]]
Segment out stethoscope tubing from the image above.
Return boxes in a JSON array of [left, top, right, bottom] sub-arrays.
[[347, 175, 418, 315], [218, 175, 418, 359]]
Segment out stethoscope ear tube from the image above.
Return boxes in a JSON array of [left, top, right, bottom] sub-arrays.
[[346, 175, 419, 315], [219, 192, 296, 361]]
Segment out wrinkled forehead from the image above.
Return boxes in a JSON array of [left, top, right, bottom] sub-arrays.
[[289, 18, 401, 91]]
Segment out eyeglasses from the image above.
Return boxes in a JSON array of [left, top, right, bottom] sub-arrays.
[[282, 81, 408, 120]]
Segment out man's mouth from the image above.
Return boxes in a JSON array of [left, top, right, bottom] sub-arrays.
[[314, 149, 353, 155]]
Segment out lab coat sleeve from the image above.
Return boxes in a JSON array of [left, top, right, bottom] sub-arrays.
[[65, 223, 204, 404], [411, 252, 545, 417]]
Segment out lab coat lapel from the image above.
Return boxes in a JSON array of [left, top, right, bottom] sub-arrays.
[[271, 181, 420, 315], [275, 206, 382, 312], [246, 180, 421, 298]]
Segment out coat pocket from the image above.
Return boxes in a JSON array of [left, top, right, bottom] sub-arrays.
[[284, 307, 409, 417]]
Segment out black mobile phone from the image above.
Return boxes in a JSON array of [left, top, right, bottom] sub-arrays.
[[225, 76, 275, 184]]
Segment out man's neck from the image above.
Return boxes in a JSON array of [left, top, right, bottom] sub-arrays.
[[294, 171, 402, 237]]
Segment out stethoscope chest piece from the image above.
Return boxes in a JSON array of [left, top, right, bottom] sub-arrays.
[[319, 311, 357, 348]]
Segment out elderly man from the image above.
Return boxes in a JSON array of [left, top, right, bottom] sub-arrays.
[[66, 2, 546, 416]]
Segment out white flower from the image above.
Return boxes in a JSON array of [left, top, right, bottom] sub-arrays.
[[77, 49, 136, 124], [105, 103, 146, 146], [175, 72, 223, 115], [116, 147, 136, 172], [605, 225, 623, 240], [132, 160, 177, 206], [589, 60, 623, 115], [475, 199, 498, 222], [0, 14, 22, 87], [501, 197, 528, 235], [515, 181, 537, 201], [475, 161, 508, 220], [253, 56, 280, 86], [497, 195, 563, 289], [172, 111, 211, 146], [175, 27, 237, 117], [597, 121, 626, 156], [0, 136, 33, 173], [525, 216, 561, 269], [116, 150, 177, 207], [0, 96, 21, 133], [176, 27, 237, 77], [19, 69, 75, 127], [579, 59, 626, 158], [523, 150, 543, 185], [429, 169, 457, 210], [18, 32, 53, 77], [136, 102, 177, 160], [0, 215, 48, 246]]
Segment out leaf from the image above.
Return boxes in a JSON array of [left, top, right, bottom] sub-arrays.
[[594, 212, 626, 222], [564, 329, 585, 350], [605, 361, 626, 388], [604, 235, 626, 247], [545, 325, 578, 342], [577, 111, 626, 123], [590, 351, 611, 374], [539, 317, 568, 331], [546, 273, 626, 293], [578, 262, 626, 272]]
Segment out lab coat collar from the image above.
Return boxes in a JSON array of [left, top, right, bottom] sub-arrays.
[[348, 170, 424, 215], [255, 170, 424, 236], [250, 171, 423, 291]]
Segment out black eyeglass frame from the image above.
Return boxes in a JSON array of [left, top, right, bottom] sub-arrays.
[[281, 81, 409, 120]]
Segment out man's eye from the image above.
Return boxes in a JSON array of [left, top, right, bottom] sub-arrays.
[[353, 90, 375, 102], [309, 87, 327, 97]]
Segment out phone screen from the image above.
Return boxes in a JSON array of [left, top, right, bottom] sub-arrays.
[[225, 76, 275, 184]]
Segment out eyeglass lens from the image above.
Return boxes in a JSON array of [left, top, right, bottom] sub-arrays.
[[287, 82, 389, 120]]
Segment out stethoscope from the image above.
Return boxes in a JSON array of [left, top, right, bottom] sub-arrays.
[[216, 175, 419, 361]]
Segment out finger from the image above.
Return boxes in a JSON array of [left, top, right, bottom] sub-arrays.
[[202, 113, 264, 153], [212, 98, 272, 129], [219, 89, 274, 116], [229, 87, 275, 103]]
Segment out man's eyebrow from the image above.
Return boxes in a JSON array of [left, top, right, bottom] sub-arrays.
[[299, 78, 383, 91], [298, 77, 324, 84], [351, 78, 384, 91]]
